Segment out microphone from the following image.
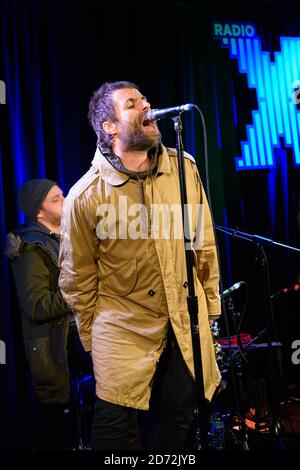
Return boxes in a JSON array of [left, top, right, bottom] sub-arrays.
[[222, 281, 245, 298], [146, 103, 194, 121]]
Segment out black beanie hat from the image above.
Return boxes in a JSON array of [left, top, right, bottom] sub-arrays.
[[17, 178, 58, 221]]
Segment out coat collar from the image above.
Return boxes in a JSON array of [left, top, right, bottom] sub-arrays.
[[91, 145, 171, 187]]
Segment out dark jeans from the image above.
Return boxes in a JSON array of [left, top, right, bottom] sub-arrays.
[[91, 399, 141, 450], [91, 330, 196, 450]]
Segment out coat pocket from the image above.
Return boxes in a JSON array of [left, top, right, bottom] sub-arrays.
[[100, 258, 138, 297], [29, 336, 57, 386]]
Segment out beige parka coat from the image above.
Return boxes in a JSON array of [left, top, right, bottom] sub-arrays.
[[59, 145, 221, 410]]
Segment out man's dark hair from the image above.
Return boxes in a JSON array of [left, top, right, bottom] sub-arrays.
[[88, 81, 139, 152]]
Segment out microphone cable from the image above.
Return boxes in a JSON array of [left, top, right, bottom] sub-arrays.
[[192, 105, 252, 448], [192, 104, 231, 341]]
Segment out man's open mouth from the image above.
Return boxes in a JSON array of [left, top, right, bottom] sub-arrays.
[[142, 118, 152, 127]]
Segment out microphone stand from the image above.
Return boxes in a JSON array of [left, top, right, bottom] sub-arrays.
[[226, 295, 250, 449], [215, 225, 300, 447], [173, 115, 209, 449]]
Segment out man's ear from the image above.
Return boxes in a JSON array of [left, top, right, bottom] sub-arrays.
[[102, 121, 117, 136], [36, 208, 43, 219]]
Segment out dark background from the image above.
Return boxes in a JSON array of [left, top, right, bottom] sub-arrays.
[[0, 0, 299, 449]]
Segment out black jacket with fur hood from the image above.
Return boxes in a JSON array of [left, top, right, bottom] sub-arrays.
[[5, 221, 71, 403]]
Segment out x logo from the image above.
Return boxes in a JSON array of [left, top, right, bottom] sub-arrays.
[[219, 35, 300, 170]]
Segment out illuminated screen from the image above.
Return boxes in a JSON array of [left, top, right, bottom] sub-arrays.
[[214, 22, 300, 170]]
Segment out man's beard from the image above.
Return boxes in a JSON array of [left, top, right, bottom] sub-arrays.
[[119, 122, 161, 151], [40, 208, 61, 228]]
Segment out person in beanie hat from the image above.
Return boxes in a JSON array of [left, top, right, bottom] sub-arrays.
[[17, 178, 58, 222], [5, 179, 94, 449]]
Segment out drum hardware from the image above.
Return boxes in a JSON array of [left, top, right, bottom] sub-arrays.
[[215, 226, 300, 448], [211, 294, 277, 449]]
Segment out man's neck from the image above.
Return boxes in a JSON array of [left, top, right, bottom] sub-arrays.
[[114, 148, 151, 172], [36, 219, 61, 234]]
